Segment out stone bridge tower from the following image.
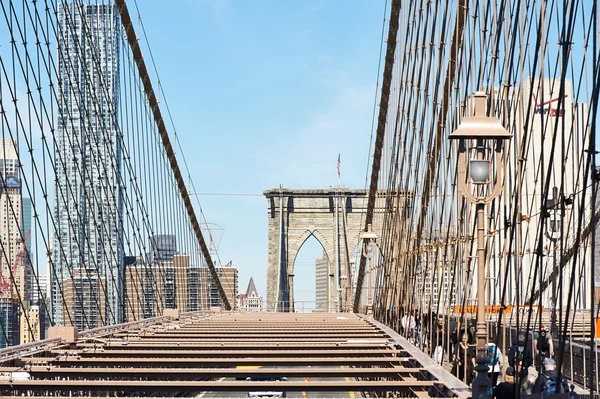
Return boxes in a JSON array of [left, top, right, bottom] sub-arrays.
[[264, 187, 408, 312]]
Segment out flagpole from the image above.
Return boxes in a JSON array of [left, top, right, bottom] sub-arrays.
[[337, 154, 341, 188]]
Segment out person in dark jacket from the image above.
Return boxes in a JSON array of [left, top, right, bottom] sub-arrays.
[[508, 333, 534, 378], [451, 332, 473, 384], [531, 358, 570, 396], [533, 325, 554, 367], [494, 366, 519, 399]]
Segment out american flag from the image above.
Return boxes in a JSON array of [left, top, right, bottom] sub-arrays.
[[337, 154, 341, 178]]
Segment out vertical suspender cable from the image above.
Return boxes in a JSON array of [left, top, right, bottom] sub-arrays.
[[115, 0, 230, 310]]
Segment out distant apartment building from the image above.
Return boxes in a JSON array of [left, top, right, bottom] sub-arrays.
[[62, 269, 106, 328], [31, 274, 48, 306], [315, 251, 329, 311], [0, 139, 28, 302], [20, 305, 41, 344], [199, 266, 238, 310], [0, 297, 18, 347], [414, 262, 456, 311], [124, 256, 238, 320], [52, 1, 123, 328], [125, 254, 190, 321]]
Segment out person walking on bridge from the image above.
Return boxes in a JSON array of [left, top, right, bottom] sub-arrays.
[[451, 332, 473, 384], [401, 310, 416, 344], [531, 358, 569, 396], [432, 314, 446, 364], [533, 325, 554, 368], [508, 333, 533, 378], [493, 366, 519, 399], [473, 342, 503, 386]]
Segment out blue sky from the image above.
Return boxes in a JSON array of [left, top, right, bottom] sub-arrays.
[[135, 0, 385, 304]]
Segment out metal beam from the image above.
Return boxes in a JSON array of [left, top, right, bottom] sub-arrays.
[[76, 342, 394, 350], [18, 356, 412, 367], [0, 366, 424, 379], [0, 379, 438, 393], [49, 349, 405, 357]]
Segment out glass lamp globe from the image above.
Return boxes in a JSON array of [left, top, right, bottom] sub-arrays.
[[366, 242, 374, 259], [469, 160, 490, 183]]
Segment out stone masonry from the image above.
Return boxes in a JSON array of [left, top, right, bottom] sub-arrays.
[[264, 188, 407, 312]]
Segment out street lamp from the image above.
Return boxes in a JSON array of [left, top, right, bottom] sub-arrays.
[[544, 186, 572, 336], [361, 224, 379, 318], [448, 91, 512, 398]]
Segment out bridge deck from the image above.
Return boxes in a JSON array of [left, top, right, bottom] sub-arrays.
[[0, 312, 468, 398]]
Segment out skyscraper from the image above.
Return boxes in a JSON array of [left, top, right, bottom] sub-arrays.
[[0, 138, 25, 346], [315, 251, 329, 312], [52, 2, 123, 328], [21, 198, 32, 256], [0, 139, 27, 302], [22, 197, 35, 304]]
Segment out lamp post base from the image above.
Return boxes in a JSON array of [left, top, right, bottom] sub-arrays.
[[472, 350, 492, 399]]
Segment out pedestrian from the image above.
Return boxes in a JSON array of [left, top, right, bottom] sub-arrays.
[[514, 359, 536, 394], [451, 332, 473, 384], [401, 310, 416, 343], [450, 320, 462, 357], [473, 342, 503, 386], [486, 342, 504, 386], [493, 366, 518, 399], [433, 314, 446, 364], [508, 333, 533, 379], [414, 310, 422, 347], [531, 358, 570, 396], [533, 325, 554, 367]]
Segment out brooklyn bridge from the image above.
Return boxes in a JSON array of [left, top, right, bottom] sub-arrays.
[[0, 0, 597, 397]]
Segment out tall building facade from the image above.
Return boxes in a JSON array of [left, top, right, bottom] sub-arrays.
[[201, 266, 238, 310], [52, 2, 123, 328], [0, 139, 26, 300], [315, 251, 329, 311], [124, 256, 238, 320], [499, 78, 591, 311], [22, 198, 34, 303], [21, 198, 32, 257], [0, 139, 29, 346]]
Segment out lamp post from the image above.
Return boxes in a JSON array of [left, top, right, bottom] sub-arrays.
[[361, 224, 378, 318], [448, 91, 512, 398], [346, 257, 357, 313], [545, 186, 571, 336]]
